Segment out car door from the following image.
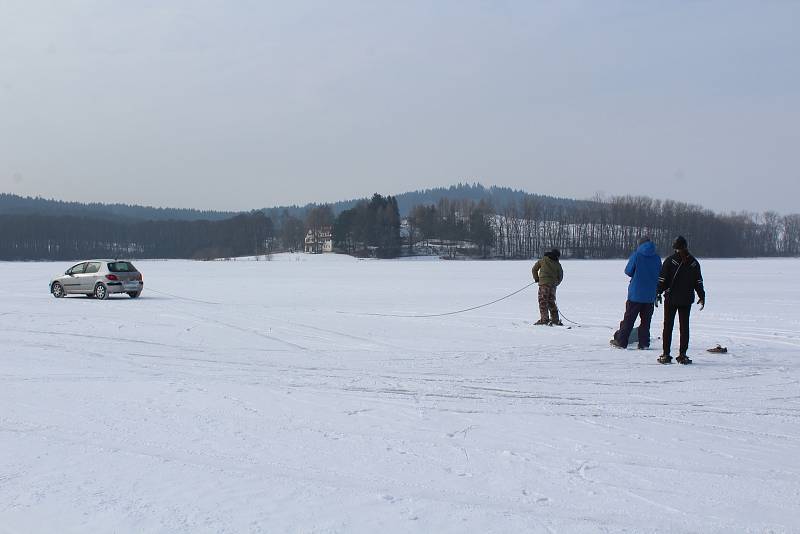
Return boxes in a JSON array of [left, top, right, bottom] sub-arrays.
[[63, 263, 87, 293], [80, 262, 102, 292]]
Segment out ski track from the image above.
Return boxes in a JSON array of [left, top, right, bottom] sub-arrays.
[[1, 257, 799, 533]]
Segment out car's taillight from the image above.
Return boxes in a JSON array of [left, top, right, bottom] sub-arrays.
[[105, 274, 118, 281], [135, 273, 142, 281]]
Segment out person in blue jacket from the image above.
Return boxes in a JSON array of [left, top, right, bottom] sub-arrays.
[[610, 236, 662, 349]]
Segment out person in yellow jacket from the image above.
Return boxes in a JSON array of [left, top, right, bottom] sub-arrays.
[[532, 248, 564, 326]]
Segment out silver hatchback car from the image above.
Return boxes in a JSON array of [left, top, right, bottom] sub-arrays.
[[50, 260, 144, 300]]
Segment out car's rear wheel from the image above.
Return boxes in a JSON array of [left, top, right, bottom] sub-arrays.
[[127, 291, 141, 298], [94, 283, 108, 300], [51, 282, 65, 298]]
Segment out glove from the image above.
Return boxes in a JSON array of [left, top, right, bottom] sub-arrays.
[[655, 294, 662, 308], [697, 297, 705, 310]]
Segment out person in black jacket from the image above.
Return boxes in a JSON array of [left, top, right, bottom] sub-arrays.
[[656, 236, 705, 364]]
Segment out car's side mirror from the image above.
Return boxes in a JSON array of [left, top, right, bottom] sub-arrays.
[[66, 270, 72, 276]]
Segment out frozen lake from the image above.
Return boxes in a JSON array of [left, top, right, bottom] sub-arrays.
[[1, 255, 799, 533]]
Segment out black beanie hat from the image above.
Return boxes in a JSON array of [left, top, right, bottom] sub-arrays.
[[551, 248, 561, 258], [672, 235, 688, 250]]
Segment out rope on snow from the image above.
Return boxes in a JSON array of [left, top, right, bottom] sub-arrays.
[[337, 282, 536, 318]]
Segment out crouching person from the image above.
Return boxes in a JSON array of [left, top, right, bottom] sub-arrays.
[[611, 236, 662, 349], [532, 248, 564, 326]]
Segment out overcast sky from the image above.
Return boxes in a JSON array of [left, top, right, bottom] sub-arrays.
[[1, 1, 798, 213]]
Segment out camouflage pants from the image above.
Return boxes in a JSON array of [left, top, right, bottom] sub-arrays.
[[538, 284, 559, 322]]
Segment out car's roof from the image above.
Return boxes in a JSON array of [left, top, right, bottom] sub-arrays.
[[76, 259, 133, 263]]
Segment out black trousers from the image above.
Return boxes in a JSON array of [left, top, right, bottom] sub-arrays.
[[614, 300, 655, 348], [663, 302, 691, 356]]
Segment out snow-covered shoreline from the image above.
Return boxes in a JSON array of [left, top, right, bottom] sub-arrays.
[[1, 256, 799, 533]]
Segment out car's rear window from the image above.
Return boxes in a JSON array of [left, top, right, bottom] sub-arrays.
[[107, 261, 138, 273]]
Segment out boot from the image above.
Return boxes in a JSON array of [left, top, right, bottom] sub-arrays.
[[676, 354, 693, 365], [657, 354, 673, 364], [549, 312, 563, 326], [534, 318, 549, 325]]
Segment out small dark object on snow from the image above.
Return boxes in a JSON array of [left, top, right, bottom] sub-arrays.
[[676, 355, 693, 364], [707, 345, 728, 353], [658, 354, 673, 364]]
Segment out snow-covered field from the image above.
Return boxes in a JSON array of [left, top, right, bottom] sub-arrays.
[[1, 255, 799, 533]]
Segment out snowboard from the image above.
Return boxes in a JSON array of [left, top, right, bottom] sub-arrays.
[[610, 326, 640, 347], [627, 326, 639, 346]]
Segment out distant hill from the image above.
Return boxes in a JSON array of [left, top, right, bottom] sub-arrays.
[[0, 193, 236, 221], [390, 183, 584, 216], [259, 183, 588, 221], [0, 183, 583, 222]]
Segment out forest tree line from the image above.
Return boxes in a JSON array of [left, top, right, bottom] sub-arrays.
[[0, 193, 798, 260], [404, 195, 800, 259], [332, 194, 402, 258], [0, 212, 275, 260]]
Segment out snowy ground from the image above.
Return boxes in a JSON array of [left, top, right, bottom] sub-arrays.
[[1, 255, 799, 533]]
